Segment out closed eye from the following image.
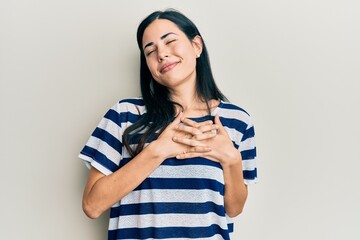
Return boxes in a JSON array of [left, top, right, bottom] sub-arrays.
[[145, 49, 156, 57], [166, 39, 177, 44], [145, 39, 176, 56]]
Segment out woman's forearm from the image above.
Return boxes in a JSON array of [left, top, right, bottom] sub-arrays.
[[82, 142, 165, 219], [221, 152, 248, 218]]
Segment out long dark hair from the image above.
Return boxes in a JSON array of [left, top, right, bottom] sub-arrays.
[[123, 9, 227, 157]]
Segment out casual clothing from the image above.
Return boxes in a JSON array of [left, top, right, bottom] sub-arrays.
[[79, 98, 257, 240]]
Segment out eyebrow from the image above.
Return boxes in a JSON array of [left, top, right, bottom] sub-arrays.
[[143, 32, 177, 51]]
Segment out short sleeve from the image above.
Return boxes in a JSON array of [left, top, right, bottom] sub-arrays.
[[218, 102, 258, 185], [239, 115, 258, 185], [78, 102, 124, 176]]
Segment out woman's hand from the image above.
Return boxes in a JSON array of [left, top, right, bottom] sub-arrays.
[[150, 112, 217, 159], [172, 115, 241, 166]]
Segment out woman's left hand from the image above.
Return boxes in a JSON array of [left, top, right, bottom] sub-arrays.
[[173, 115, 241, 166]]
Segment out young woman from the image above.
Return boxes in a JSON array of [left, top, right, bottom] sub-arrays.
[[79, 9, 257, 240]]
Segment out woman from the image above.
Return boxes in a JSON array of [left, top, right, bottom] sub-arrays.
[[79, 9, 257, 240]]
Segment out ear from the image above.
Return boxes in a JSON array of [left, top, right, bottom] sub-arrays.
[[191, 35, 203, 58]]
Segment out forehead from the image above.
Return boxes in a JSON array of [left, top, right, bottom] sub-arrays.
[[142, 19, 184, 46]]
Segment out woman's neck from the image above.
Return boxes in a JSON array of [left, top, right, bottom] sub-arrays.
[[170, 91, 219, 118], [168, 78, 219, 118]]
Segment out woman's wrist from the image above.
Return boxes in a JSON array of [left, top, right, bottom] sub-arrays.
[[220, 149, 242, 167], [146, 140, 169, 162]]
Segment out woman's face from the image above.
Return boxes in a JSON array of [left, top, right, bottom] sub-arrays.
[[142, 19, 202, 90]]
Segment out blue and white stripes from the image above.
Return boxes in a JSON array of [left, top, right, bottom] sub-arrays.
[[79, 98, 257, 239]]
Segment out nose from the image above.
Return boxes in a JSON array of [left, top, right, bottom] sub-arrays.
[[157, 46, 169, 62]]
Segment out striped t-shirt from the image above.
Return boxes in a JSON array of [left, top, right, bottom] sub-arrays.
[[79, 98, 257, 240]]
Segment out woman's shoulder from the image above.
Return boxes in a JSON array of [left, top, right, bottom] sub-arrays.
[[217, 101, 254, 128], [111, 97, 146, 115], [118, 97, 144, 106], [218, 101, 251, 117]]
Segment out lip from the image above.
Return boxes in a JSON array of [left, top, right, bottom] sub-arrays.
[[160, 61, 179, 73]]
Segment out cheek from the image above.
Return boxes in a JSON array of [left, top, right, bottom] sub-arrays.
[[174, 44, 194, 58], [180, 47, 197, 67], [145, 59, 157, 73], [145, 59, 161, 81], [175, 45, 197, 68]]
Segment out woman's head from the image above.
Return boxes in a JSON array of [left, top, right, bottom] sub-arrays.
[[141, 18, 202, 90], [136, 9, 226, 107]]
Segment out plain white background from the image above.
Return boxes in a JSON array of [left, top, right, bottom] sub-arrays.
[[1, 0, 359, 239]]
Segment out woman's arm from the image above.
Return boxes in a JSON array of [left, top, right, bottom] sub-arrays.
[[82, 141, 164, 219], [220, 149, 248, 217], [82, 113, 215, 219], [173, 115, 248, 217]]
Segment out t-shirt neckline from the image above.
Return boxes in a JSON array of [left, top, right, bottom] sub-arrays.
[[187, 100, 223, 122]]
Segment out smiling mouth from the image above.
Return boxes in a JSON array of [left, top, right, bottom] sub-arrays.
[[160, 62, 179, 73]]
